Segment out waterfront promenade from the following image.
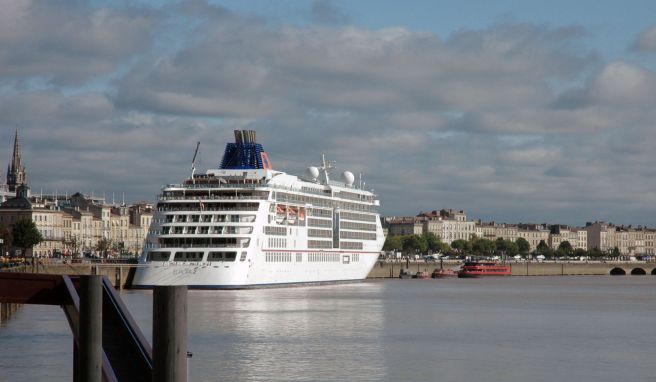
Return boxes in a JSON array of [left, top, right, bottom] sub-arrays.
[[367, 260, 656, 278], [2, 259, 654, 289]]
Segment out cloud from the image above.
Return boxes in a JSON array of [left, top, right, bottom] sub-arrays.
[[0, 0, 153, 86], [1, 1, 656, 226], [632, 26, 656, 52]]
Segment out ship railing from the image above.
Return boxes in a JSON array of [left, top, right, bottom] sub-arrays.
[[156, 207, 259, 212], [157, 195, 268, 201]]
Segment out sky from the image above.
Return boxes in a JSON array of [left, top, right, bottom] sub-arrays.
[[2, 0, 656, 226]]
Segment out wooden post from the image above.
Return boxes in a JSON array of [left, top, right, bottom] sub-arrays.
[[78, 275, 102, 382], [153, 286, 188, 382]]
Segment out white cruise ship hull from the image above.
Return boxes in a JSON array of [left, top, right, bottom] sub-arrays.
[[132, 250, 379, 289]]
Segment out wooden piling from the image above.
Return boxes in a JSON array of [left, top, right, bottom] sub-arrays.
[[78, 275, 103, 382], [153, 286, 188, 382]]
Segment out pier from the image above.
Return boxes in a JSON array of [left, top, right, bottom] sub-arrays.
[[0, 272, 189, 382]]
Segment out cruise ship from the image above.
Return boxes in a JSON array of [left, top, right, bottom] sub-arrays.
[[132, 130, 385, 289]]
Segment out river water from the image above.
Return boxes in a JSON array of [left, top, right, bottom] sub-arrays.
[[1, 276, 654, 382]]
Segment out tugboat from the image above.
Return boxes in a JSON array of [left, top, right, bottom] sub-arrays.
[[431, 258, 458, 278], [457, 261, 511, 278], [431, 268, 458, 278]]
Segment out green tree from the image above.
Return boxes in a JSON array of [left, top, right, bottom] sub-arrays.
[[515, 237, 530, 255], [535, 240, 554, 259], [471, 238, 495, 256], [587, 247, 604, 259], [402, 235, 427, 255], [383, 235, 403, 252], [573, 248, 587, 259], [451, 239, 472, 253], [0, 223, 13, 256], [611, 246, 621, 258], [95, 238, 111, 258], [504, 240, 519, 257], [12, 219, 43, 257], [557, 241, 573, 257], [423, 233, 449, 254]]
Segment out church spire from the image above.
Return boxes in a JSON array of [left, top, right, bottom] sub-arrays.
[[7, 129, 26, 192]]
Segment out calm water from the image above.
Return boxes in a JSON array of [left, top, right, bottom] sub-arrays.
[[1, 276, 655, 382]]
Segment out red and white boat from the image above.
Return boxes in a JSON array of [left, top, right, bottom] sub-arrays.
[[457, 261, 511, 278]]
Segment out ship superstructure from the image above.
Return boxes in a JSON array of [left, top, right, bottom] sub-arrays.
[[132, 130, 384, 288]]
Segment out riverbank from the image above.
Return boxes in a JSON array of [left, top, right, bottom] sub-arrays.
[[367, 260, 656, 278]]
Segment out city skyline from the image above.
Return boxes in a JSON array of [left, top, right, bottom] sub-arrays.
[[2, 1, 656, 225]]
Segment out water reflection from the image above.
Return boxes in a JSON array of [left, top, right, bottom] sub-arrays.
[[125, 282, 387, 382], [2, 277, 656, 382]]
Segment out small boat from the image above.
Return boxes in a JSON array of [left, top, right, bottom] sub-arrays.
[[458, 261, 511, 278], [414, 271, 430, 279], [432, 268, 458, 278], [399, 268, 413, 279]]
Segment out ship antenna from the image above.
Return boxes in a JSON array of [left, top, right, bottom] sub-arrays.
[[320, 153, 335, 185], [191, 141, 200, 184]]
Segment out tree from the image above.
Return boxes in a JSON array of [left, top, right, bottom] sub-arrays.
[[423, 233, 449, 254], [535, 240, 554, 259], [451, 239, 472, 253], [12, 219, 43, 258], [516, 237, 530, 255], [587, 247, 604, 259], [383, 236, 403, 252], [611, 246, 621, 258], [402, 235, 427, 255], [573, 248, 587, 259], [471, 238, 495, 256], [0, 223, 13, 256], [95, 238, 111, 258], [557, 241, 573, 257]]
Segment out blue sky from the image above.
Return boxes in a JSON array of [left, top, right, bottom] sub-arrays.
[[2, 0, 656, 226]]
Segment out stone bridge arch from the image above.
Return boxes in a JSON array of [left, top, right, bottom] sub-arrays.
[[630, 268, 647, 275], [610, 267, 626, 275]]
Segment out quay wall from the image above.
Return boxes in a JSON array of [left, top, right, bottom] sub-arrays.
[[4, 261, 655, 288], [367, 261, 656, 278]]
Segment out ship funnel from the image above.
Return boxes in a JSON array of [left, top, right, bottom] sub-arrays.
[[221, 130, 270, 169]]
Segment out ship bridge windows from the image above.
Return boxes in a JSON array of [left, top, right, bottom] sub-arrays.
[[208, 251, 237, 262], [174, 251, 204, 261], [146, 251, 171, 261]]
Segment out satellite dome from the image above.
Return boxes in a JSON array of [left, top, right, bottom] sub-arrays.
[[342, 171, 355, 186], [306, 166, 320, 180]]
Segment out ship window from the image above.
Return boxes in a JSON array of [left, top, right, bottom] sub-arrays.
[[240, 251, 247, 261], [296, 253, 302, 262], [165, 215, 174, 223], [202, 215, 212, 222], [208, 251, 237, 262], [147, 251, 170, 261], [342, 255, 350, 264], [174, 251, 203, 261]]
